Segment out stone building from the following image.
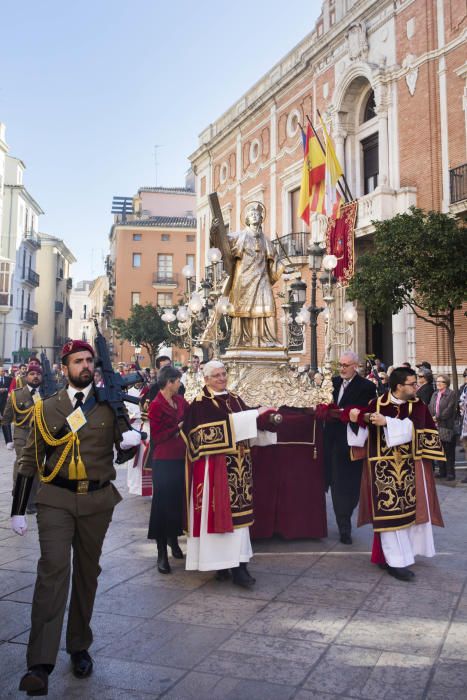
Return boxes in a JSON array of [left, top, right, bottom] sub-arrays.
[[34, 233, 75, 362], [190, 0, 466, 374]]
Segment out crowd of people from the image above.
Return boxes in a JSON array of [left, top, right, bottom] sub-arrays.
[[4, 342, 466, 696]]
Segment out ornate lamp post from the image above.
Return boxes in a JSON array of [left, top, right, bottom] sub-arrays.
[[306, 242, 325, 373]]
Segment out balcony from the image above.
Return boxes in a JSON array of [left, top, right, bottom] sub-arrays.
[[22, 268, 40, 287], [152, 272, 178, 288], [56, 268, 64, 280], [23, 230, 41, 249], [23, 309, 38, 326], [55, 301, 64, 313], [273, 232, 311, 265], [66, 305, 72, 319], [355, 186, 417, 236], [66, 277, 73, 290], [450, 164, 467, 216]]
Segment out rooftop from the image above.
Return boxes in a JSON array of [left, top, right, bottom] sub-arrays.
[[137, 186, 195, 195], [116, 216, 197, 229]]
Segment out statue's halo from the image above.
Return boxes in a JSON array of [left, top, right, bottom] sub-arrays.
[[241, 200, 267, 227]]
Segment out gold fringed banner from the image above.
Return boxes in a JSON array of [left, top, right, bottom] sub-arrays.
[[325, 201, 358, 285]]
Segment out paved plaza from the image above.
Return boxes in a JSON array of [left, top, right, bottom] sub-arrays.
[[1, 441, 467, 699]]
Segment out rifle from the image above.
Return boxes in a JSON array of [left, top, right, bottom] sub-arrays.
[[40, 350, 59, 398], [93, 320, 147, 461], [366, 358, 385, 396]]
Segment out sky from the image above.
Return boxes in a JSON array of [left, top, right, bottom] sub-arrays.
[[0, 0, 322, 281]]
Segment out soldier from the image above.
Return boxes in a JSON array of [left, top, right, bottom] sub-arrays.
[[2, 362, 42, 513], [10, 340, 140, 697]]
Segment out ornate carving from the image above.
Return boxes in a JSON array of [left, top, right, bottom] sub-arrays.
[[346, 22, 369, 61], [223, 358, 333, 408], [403, 54, 418, 96]]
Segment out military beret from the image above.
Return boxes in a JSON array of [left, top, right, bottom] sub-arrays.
[[27, 362, 42, 374], [61, 340, 95, 360]]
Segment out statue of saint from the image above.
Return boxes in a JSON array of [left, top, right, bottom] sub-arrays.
[[210, 202, 284, 348]]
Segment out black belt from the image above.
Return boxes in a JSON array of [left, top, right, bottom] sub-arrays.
[[47, 475, 110, 494]]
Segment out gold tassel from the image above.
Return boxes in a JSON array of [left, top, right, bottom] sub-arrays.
[[313, 446, 317, 460], [75, 435, 88, 480], [68, 437, 77, 480]]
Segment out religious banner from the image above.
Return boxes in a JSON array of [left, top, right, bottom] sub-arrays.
[[325, 200, 358, 284]]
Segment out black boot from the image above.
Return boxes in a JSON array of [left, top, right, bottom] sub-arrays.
[[231, 565, 254, 588], [168, 536, 184, 559], [240, 562, 256, 583], [19, 665, 50, 696], [157, 539, 171, 574], [215, 569, 231, 581], [386, 566, 415, 582], [446, 465, 456, 482]]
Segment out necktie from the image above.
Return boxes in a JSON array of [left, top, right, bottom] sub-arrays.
[[74, 391, 85, 409], [343, 380, 349, 390], [30, 388, 36, 396]]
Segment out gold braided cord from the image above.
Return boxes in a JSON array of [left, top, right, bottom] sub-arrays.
[[33, 400, 76, 482], [11, 391, 35, 427]]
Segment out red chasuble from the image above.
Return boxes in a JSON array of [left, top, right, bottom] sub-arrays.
[[358, 393, 445, 533], [181, 386, 255, 536]]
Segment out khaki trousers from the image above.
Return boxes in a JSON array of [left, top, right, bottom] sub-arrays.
[[27, 501, 113, 669]]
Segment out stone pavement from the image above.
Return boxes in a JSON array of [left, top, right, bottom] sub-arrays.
[[1, 441, 467, 700]]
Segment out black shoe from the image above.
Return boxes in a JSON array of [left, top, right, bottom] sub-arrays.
[[340, 533, 352, 545], [461, 476, 467, 484], [386, 566, 414, 582], [157, 546, 171, 574], [70, 650, 93, 679], [168, 537, 184, 559], [435, 473, 446, 479], [215, 569, 231, 581], [26, 506, 37, 515], [231, 565, 254, 588], [446, 474, 456, 482], [19, 666, 49, 696], [240, 562, 256, 583]]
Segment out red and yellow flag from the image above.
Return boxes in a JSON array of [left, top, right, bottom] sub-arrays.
[[298, 124, 326, 225], [320, 116, 344, 220]]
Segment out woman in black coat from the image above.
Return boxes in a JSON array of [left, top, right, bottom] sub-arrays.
[[429, 374, 458, 481]]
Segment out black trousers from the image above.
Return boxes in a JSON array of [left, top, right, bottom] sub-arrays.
[[147, 459, 184, 542], [440, 439, 456, 477], [330, 445, 363, 535]]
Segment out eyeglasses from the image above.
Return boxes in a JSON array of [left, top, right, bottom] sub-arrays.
[[338, 363, 354, 368], [436, 380, 447, 384], [403, 381, 418, 387]]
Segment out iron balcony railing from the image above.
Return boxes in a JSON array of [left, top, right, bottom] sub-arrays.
[[66, 305, 73, 319], [22, 268, 40, 287], [204, 261, 224, 283], [23, 230, 41, 248], [450, 163, 467, 204], [273, 232, 311, 262], [152, 272, 178, 286], [0, 293, 13, 307], [55, 301, 64, 313], [24, 309, 39, 325]]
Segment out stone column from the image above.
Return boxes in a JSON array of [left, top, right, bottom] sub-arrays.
[[377, 108, 389, 188]]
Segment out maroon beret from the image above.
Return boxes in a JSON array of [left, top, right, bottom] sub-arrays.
[[61, 340, 95, 361], [27, 362, 42, 374]]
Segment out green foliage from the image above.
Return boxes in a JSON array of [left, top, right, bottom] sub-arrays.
[[347, 207, 466, 326], [347, 207, 467, 388], [112, 304, 173, 367]]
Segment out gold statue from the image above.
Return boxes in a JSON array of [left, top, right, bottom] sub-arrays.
[[210, 202, 284, 348]]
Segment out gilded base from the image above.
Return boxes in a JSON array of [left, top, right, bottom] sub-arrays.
[[223, 355, 333, 408]]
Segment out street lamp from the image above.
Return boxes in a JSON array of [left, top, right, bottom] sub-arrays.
[[306, 242, 326, 372]]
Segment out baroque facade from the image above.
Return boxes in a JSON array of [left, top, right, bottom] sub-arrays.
[[190, 0, 466, 373]]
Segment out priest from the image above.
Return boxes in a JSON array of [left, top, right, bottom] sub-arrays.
[[181, 360, 278, 588], [349, 366, 445, 582]]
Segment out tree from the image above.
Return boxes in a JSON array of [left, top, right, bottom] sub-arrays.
[[112, 304, 174, 367], [347, 207, 467, 390]]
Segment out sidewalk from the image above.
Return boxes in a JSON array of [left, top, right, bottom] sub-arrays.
[[1, 440, 467, 699]]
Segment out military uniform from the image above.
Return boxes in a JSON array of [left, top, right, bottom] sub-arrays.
[[2, 384, 37, 487], [17, 386, 125, 671]]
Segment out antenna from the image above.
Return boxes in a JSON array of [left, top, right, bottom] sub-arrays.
[[154, 144, 163, 186]]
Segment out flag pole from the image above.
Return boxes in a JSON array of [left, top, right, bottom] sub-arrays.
[[315, 109, 354, 202]]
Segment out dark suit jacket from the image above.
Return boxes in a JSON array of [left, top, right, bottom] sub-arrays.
[[0, 375, 12, 412], [324, 373, 377, 485]]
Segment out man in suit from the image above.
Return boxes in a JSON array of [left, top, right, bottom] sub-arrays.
[[10, 340, 140, 697], [324, 350, 376, 544]]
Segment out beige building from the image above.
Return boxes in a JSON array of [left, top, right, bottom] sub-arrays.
[[88, 274, 110, 347], [107, 184, 197, 366], [68, 280, 94, 344], [190, 0, 466, 374], [34, 233, 75, 362]]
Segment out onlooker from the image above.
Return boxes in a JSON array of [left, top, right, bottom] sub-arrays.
[[429, 375, 458, 481], [147, 366, 189, 574], [0, 367, 13, 444], [378, 371, 389, 392], [416, 368, 434, 405], [458, 369, 467, 483]]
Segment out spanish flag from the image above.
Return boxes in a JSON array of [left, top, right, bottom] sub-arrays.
[[298, 124, 326, 225], [320, 116, 344, 219]]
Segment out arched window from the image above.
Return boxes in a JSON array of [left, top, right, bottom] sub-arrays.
[[362, 90, 376, 122]]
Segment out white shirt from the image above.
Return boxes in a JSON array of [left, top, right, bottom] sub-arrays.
[[66, 383, 93, 408]]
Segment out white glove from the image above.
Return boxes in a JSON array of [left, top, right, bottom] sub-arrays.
[[11, 515, 27, 536], [6, 442, 14, 450], [120, 429, 142, 450]]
